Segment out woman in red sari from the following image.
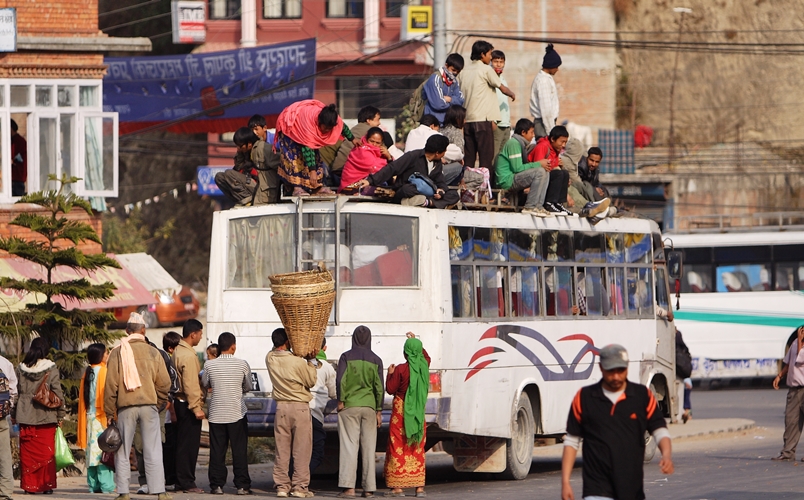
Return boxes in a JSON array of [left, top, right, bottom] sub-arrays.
[[384, 333, 430, 498], [14, 337, 66, 494], [339, 127, 392, 194]]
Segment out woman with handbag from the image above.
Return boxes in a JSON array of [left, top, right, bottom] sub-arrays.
[[14, 337, 65, 494], [78, 343, 114, 493]]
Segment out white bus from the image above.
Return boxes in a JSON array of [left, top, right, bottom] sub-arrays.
[[668, 230, 804, 380], [206, 198, 678, 478]]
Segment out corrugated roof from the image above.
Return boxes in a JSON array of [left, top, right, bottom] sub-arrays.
[[115, 253, 181, 296]]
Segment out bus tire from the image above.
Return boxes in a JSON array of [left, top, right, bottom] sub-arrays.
[[502, 392, 534, 480]]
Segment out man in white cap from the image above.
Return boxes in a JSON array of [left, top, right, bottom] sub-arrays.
[[560, 344, 674, 500], [104, 312, 172, 500]]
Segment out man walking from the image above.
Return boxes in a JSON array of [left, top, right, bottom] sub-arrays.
[[266, 328, 318, 498], [337, 326, 384, 498], [172, 319, 205, 494], [104, 313, 172, 500], [0, 352, 17, 500], [202, 332, 253, 495], [561, 344, 674, 500], [772, 326, 804, 461]]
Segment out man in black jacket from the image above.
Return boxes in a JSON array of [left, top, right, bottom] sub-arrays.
[[577, 146, 608, 201], [354, 135, 460, 209]]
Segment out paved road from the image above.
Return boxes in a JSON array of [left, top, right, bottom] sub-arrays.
[[28, 387, 804, 499]]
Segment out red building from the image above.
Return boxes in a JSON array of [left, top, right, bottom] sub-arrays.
[[201, 0, 431, 164]]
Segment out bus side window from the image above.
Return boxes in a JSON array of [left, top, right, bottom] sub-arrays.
[[511, 266, 540, 317], [682, 264, 713, 293], [579, 267, 608, 317], [545, 267, 573, 316], [625, 233, 651, 263], [716, 264, 771, 292], [476, 266, 507, 318], [607, 268, 625, 316], [341, 214, 418, 287], [227, 214, 295, 289], [627, 268, 654, 317], [543, 231, 573, 262], [775, 262, 804, 291], [451, 265, 474, 318], [655, 266, 670, 311]]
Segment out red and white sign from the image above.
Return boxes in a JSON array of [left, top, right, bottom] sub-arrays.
[[171, 1, 206, 44]]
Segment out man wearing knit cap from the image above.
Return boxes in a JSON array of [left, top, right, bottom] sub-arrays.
[[529, 44, 562, 138], [105, 312, 172, 500]]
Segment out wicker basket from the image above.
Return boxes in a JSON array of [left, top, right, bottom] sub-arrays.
[[269, 269, 334, 287], [271, 291, 335, 357], [271, 280, 334, 298]]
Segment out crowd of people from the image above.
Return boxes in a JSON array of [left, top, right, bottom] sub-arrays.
[[216, 40, 614, 220]]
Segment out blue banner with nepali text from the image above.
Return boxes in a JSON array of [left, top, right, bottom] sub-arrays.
[[103, 38, 316, 134]]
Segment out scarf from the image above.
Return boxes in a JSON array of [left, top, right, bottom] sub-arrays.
[[119, 333, 144, 392], [441, 67, 455, 86], [403, 338, 429, 445], [316, 349, 327, 361], [275, 99, 343, 149], [77, 364, 107, 449], [512, 133, 530, 160], [338, 138, 388, 191]]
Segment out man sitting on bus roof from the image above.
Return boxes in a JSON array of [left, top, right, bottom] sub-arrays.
[[352, 135, 461, 209]]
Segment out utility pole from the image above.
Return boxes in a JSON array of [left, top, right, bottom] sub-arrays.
[[668, 7, 691, 170], [433, 0, 446, 67]]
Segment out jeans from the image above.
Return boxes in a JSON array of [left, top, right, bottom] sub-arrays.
[[510, 167, 549, 209], [545, 169, 569, 205]]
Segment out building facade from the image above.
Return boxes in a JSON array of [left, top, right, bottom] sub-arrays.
[[0, 0, 149, 203]]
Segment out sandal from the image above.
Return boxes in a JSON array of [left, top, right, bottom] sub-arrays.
[[362, 493, 375, 498], [337, 494, 357, 499], [292, 187, 310, 197], [383, 492, 405, 497], [314, 186, 334, 195]]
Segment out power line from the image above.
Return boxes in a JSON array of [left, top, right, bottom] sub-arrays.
[[102, 11, 172, 32], [99, 0, 163, 17]]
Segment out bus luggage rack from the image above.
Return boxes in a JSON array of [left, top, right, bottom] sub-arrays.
[[676, 211, 804, 232], [280, 188, 518, 211]]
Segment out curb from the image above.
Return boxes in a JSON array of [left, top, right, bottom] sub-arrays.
[[670, 419, 755, 440]]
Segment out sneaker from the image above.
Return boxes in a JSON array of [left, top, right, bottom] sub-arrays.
[[211, 487, 224, 495], [544, 202, 565, 215], [607, 206, 618, 217], [555, 203, 578, 217], [582, 198, 611, 218], [277, 492, 289, 498], [137, 485, 150, 495], [772, 454, 794, 461], [237, 489, 254, 496], [290, 492, 315, 498], [157, 494, 173, 500], [401, 195, 427, 207], [522, 206, 546, 217], [165, 485, 176, 492]]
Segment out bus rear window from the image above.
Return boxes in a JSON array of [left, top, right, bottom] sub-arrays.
[[227, 214, 295, 288], [340, 214, 418, 287]]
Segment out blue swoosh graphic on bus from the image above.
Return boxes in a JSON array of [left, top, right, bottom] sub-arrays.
[[465, 325, 599, 382]]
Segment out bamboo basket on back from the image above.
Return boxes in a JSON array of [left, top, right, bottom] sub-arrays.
[[269, 267, 335, 357]]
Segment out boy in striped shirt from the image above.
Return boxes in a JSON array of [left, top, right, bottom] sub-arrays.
[[201, 332, 253, 495]]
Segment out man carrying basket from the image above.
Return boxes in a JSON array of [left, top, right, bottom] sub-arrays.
[[266, 328, 319, 498]]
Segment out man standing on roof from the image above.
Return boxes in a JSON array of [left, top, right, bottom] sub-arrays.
[[561, 344, 674, 500]]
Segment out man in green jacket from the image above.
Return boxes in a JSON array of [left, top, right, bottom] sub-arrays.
[[495, 118, 553, 217], [336, 326, 384, 498]]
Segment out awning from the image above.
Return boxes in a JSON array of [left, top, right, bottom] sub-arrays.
[[115, 253, 181, 296], [0, 255, 157, 312]]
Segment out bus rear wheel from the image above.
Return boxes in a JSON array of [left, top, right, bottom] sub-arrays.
[[502, 392, 534, 480]]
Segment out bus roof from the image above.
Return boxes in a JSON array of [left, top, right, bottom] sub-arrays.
[[667, 230, 804, 248]]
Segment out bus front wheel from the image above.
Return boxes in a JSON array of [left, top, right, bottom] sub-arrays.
[[502, 392, 534, 480]]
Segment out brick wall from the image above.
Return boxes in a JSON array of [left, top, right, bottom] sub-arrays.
[[445, 0, 616, 133], [0, 204, 103, 256], [1, 0, 98, 36]]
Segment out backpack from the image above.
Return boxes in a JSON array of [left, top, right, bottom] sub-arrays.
[[675, 338, 692, 379], [408, 77, 430, 124], [0, 367, 11, 418]]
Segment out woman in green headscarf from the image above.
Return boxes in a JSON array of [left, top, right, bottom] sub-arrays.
[[383, 332, 430, 497]]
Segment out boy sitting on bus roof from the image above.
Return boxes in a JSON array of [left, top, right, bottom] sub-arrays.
[[351, 135, 461, 209], [495, 118, 552, 217]]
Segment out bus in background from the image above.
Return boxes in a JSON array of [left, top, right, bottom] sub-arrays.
[[668, 228, 804, 380], [206, 198, 678, 479]]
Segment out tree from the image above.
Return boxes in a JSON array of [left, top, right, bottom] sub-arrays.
[[0, 176, 122, 412]]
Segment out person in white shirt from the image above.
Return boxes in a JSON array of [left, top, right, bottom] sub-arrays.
[[0, 354, 17, 500], [404, 115, 441, 152], [529, 44, 562, 138], [309, 339, 337, 474]]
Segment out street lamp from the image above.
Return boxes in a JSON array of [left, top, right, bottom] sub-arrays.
[[668, 7, 692, 169]]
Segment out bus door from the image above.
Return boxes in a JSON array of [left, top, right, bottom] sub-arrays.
[[653, 233, 675, 367]]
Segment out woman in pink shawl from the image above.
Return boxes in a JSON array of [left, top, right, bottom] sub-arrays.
[[274, 99, 359, 196], [339, 127, 393, 194]]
